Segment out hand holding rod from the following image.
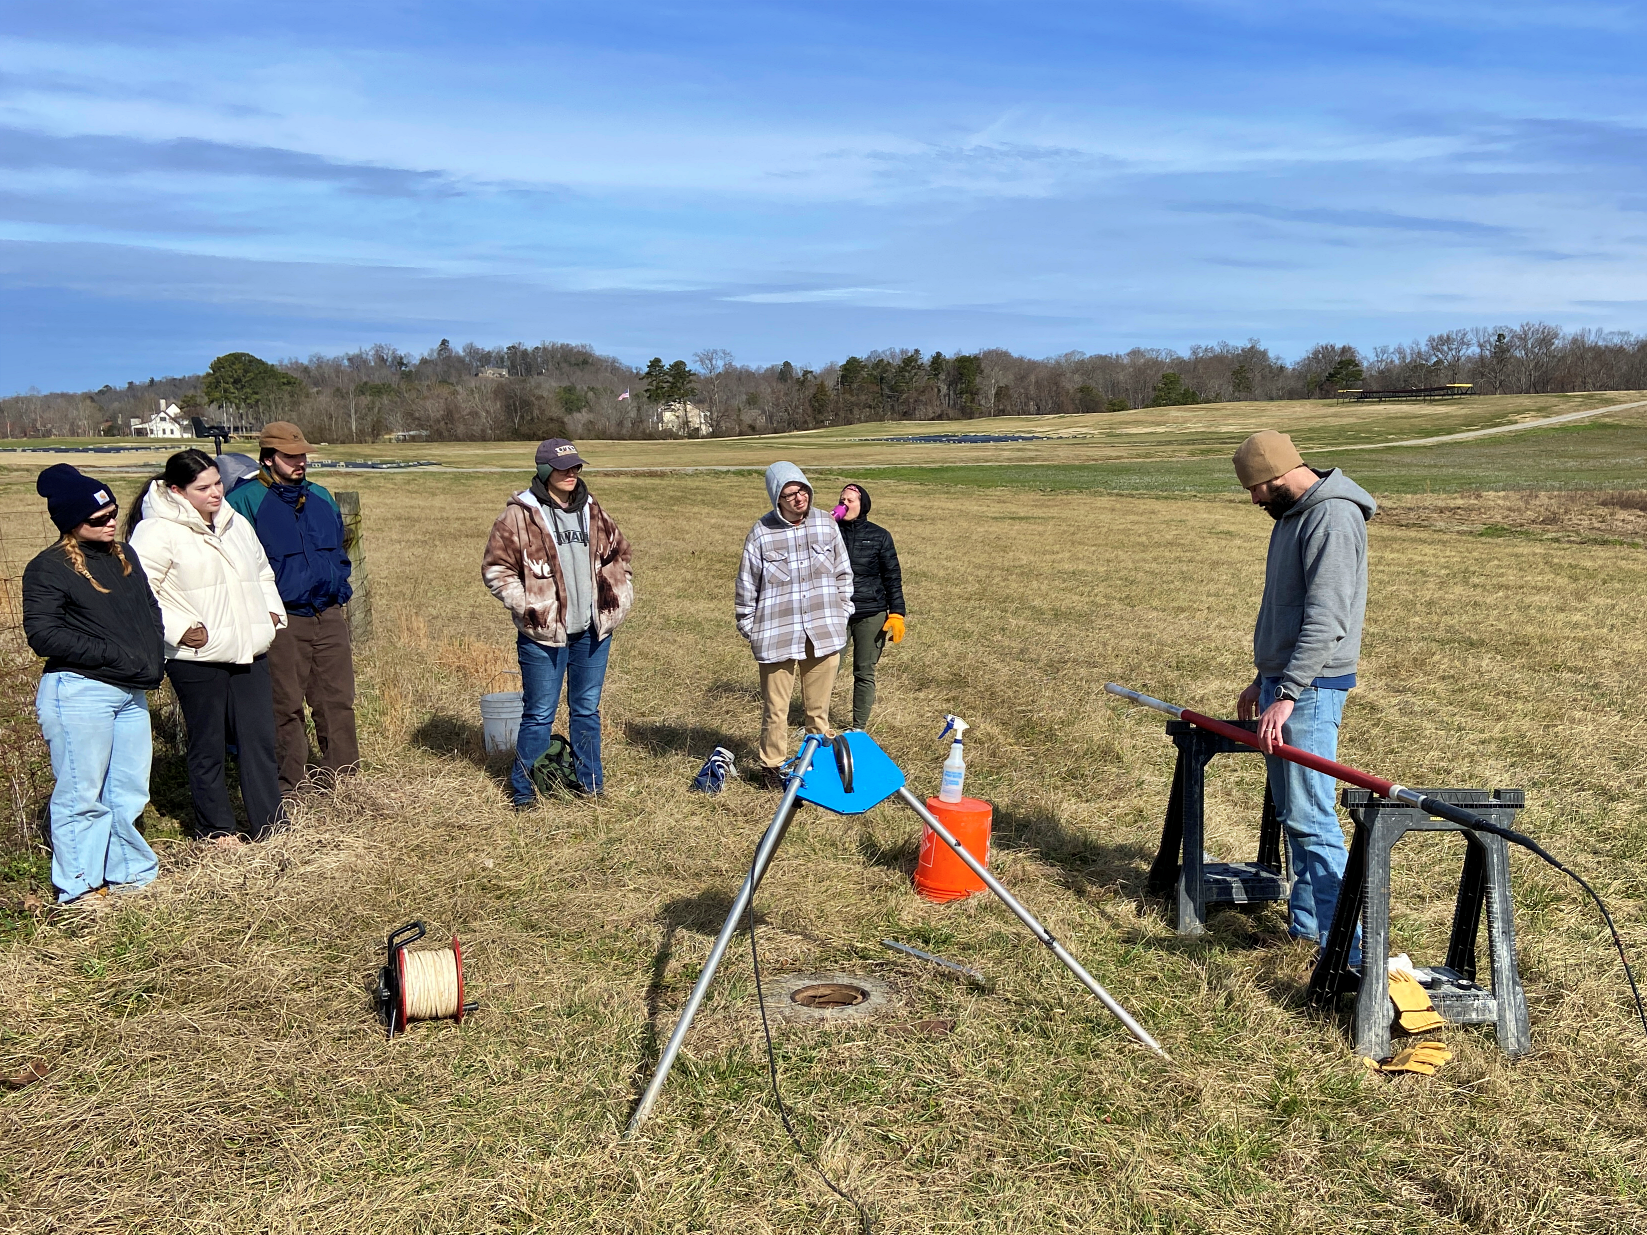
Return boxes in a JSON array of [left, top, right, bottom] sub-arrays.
[[1104, 682, 1647, 1038]]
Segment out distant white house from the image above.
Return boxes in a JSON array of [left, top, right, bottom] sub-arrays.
[[478, 366, 508, 380], [660, 400, 712, 437], [131, 400, 188, 438]]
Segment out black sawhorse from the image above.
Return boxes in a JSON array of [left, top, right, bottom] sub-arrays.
[[1308, 788, 1531, 1060], [1148, 719, 1288, 935]]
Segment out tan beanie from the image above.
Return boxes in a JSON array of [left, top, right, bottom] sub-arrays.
[[1232, 430, 1304, 488]]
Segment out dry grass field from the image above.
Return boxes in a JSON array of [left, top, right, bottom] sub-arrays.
[[3, 399, 1647, 1232]]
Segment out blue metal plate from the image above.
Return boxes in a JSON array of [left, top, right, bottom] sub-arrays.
[[793, 731, 906, 815]]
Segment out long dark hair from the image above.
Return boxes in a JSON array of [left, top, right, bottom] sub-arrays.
[[126, 448, 220, 536]]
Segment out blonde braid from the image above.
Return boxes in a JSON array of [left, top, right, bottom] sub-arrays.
[[110, 542, 133, 577], [59, 534, 112, 594]]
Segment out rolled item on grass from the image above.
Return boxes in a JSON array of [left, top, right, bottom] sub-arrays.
[[1103, 681, 1647, 1039]]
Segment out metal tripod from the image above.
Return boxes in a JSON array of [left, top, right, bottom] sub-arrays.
[[626, 734, 1167, 1135]]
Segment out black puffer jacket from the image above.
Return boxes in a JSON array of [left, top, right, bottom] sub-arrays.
[[23, 540, 166, 691], [836, 484, 905, 619]]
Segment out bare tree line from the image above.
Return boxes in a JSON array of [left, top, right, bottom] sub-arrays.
[[6, 322, 1647, 442]]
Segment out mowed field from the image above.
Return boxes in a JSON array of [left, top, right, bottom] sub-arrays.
[[2, 399, 1647, 1232]]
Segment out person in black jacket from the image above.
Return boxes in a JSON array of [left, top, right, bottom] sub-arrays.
[[22, 465, 165, 907], [832, 482, 906, 728]]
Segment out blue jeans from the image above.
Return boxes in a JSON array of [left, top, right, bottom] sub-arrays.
[[1260, 679, 1358, 961], [512, 630, 612, 801], [37, 672, 159, 903]]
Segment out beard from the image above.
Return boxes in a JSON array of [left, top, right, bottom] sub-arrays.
[[1262, 491, 1298, 521]]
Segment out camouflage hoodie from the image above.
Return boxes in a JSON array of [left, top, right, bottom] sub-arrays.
[[482, 485, 634, 646]]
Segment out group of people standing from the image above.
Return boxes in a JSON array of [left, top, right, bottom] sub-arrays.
[[22, 423, 358, 907], [483, 445, 906, 805], [27, 422, 1369, 974]]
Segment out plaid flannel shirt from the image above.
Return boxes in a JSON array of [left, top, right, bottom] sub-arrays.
[[735, 508, 854, 662]]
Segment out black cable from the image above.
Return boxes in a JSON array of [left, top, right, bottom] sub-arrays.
[[1435, 806, 1647, 1040], [746, 847, 873, 1235]]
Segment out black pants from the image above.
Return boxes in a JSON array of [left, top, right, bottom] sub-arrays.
[[167, 656, 284, 841]]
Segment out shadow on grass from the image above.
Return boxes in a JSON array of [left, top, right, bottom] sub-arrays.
[[628, 887, 770, 1114], [623, 720, 754, 767], [990, 803, 1157, 900], [411, 714, 512, 787]]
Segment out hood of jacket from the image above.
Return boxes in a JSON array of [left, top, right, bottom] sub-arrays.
[[840, 481, 871, 520], [530, 473, 589, 513], [1284, 468, 1377, 524], [764, 461, 812, 514], [142, 478, 237, 537]]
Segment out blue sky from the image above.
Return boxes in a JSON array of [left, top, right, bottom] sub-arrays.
[[4, 1, 1647, 392]]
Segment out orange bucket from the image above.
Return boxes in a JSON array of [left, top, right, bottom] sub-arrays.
[[914, 796, 992, 903]]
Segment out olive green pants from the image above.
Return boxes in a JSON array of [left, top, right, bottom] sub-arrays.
[[839, 610, 887, 728]]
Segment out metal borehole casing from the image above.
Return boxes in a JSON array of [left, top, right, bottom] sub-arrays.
[[766, 971, 896, 1024]]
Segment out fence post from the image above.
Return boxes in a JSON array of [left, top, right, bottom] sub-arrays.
[[336, 491, 372, 644]]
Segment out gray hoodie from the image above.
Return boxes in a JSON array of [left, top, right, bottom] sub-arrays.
[[1253, 468, 1377, 698], [764, 460, 812, 512]]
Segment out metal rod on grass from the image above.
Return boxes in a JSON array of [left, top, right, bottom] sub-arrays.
[[626, 735, 823, 1136], [896, 787, 1170, 1060]]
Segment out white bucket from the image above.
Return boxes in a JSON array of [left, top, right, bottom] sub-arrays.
[[479, 691, 524, 754]]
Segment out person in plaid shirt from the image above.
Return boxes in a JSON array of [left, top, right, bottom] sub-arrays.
[[735, 462, 854, 788]]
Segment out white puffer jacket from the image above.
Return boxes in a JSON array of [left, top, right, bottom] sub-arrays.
[[128, 480, 285, 664]]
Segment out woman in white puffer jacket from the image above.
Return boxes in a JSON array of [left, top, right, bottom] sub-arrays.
[[128, 448, 287, 844]]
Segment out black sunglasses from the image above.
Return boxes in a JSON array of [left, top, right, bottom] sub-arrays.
[[83, 508, 119, 528]]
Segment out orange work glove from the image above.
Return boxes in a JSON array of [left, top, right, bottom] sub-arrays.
[[881, 614, 906, 643]]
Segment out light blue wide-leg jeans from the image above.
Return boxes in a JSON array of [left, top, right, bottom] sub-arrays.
[[1260, 679, 1357, 961], [37, 671, 159, 902]]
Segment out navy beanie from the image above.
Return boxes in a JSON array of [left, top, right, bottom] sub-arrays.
[[36, 464, 116, 534]]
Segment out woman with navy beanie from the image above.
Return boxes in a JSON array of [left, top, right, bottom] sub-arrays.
[[21, 464, 165, 907]]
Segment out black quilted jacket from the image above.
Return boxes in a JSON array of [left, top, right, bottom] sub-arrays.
[[836, 484, 905, 618]]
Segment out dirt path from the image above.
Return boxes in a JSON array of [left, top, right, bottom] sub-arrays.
[[1333, 398, 1647, 451]]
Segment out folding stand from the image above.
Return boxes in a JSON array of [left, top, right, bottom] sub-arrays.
[[626, 731, 1167, 1135]]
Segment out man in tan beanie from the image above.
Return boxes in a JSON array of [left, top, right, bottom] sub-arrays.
[[1232, 430, 1376, 959], [226, 422, 359, 794]]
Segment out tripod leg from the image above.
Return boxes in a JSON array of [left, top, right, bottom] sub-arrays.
[[898, 788, 1170, 1061], [626, 737, 821, 1135]]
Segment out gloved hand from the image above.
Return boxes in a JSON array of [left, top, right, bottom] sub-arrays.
[[882, 614, 905, 643], [1366, 1040, 1453, 1075], [1389, 969, 1446, 1034]]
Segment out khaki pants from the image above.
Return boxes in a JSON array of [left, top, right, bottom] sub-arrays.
[[757, 639, 838, 770]]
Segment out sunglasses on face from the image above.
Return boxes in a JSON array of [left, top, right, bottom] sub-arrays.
[[83, 508, 119, 528]]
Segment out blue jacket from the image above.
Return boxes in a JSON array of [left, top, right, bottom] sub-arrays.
[[226, 473, 353, 617]]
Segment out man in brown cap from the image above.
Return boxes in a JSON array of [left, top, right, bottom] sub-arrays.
[[1232, 430, 1376, 959], [226, 422, 359, 793]]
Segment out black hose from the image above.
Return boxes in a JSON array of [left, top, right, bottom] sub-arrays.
[[746, 849, 873, 1234], [1419, 795, 1647, 1040]]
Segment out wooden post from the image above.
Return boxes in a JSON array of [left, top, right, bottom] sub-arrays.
[[336, 491, 371, 644]]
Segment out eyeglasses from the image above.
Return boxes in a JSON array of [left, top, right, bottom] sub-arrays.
[[83, 509, 119, 527]]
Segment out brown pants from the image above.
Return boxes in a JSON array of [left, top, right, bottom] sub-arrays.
[[757, 639, 839, 770], [268, 606, 359, 794]]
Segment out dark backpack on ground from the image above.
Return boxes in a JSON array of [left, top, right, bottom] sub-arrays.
[[530, 734, 579, 796]]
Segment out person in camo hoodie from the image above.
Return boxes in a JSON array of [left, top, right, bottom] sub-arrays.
[[735, 461, 854, 789], [482, 438, 634, 805]]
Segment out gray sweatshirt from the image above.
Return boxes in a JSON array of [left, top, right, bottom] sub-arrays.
[[1253, 468, 1377, 698]]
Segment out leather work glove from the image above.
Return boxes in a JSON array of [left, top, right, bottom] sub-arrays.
[[1389, 969, 1447, 1034], [882, 614, 906, 643], [1365, 1040, 1453, 1076]]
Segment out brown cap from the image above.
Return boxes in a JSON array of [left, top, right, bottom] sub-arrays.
[[1232, 430, 1304, 489], [259, 421, 313, 454]]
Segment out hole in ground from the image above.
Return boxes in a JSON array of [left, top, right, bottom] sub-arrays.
[[791, 982, 869, 1009]]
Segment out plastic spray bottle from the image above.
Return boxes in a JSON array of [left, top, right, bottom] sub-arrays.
[[938, 715, 970, 802]]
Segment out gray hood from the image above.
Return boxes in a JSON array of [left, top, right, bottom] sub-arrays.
[[1285, 468, 1377, 524], [764, 461, 812, 512]]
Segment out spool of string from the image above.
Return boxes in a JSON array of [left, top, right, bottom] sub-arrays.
[[400, 945, 463, 1023]]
